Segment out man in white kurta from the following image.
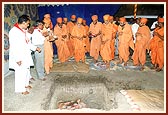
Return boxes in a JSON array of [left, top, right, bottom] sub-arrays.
[[131, 18, 140, 43], [26, 27, 41, 82], [9, 15, 38, 94], [31, 20, 46, 81]]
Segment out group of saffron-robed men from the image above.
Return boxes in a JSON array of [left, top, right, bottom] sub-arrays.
[[42, 13, 164, 72], [9, 13, 164, 95]]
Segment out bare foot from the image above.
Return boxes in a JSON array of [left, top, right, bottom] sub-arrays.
[[117, 61, 123, 64], [140, 66, 144, 71], [124, 62, 127, 66], [93, 59, 97, 64], [151, 64, 157, 70], [133, 64, 140, 66], [156, 68, 162, 72], [106, 63, 110, 69], [82, 60, 85, 63]]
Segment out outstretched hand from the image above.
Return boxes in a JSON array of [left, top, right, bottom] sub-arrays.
[[36, 47, 41, 53], [16, 61, 22, 66]]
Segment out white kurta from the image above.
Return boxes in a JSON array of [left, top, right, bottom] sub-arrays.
[[31, 28, 46, 79], [31, 28, 45, 45], [131, 23, 139, 43], [9, 25, 34, 93]]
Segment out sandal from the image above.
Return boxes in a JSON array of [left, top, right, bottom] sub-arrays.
[[40, 78, 46, 81], [25, 85, 32, 89], [30, 78, 35, 81], [22, 91, 29, 95]]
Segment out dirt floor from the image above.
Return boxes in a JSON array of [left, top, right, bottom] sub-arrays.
[[3, 55, 165, 113]]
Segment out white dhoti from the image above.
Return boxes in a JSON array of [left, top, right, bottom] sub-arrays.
[[9, 24, 37, 93], [15, 65, 29, 92]]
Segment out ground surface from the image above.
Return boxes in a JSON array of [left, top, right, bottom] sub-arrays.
[[3, 56, 165, 113]]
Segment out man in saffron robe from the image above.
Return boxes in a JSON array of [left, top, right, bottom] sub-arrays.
[[63, 17, 68, 25], [149, 27, 160, 70], [100, 14, 114, 69], [67, 15, 77, 58], [82, 19, 90, 53], [43, 13, 53, 30], [155, 18, 164, 72], [54, 17, 70, 63], [149, 18, 164, 72], [109, 16, 118, 60], [43, 18, 54, 75], [132, 18, 151, 70], [71, 17, 86, 63], [118, 17, 134, 66], [89, 15, 102, 63]]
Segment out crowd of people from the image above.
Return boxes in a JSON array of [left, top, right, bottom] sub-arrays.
[[8, 13, 164, 95]]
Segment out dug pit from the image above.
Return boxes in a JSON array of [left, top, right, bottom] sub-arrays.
[[41, 74, 144, 111]]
